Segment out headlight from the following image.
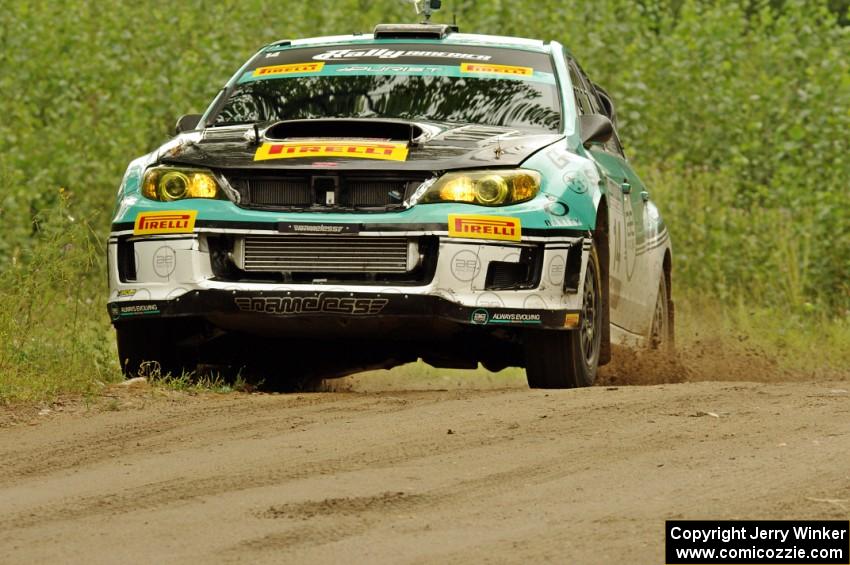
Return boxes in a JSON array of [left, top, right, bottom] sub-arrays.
[[416, 170, 540, 206], [142, 166, 221, 201]]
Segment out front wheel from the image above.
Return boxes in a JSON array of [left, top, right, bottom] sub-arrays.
[[524, 243, 603, 389], [649, 274, 674, 350]]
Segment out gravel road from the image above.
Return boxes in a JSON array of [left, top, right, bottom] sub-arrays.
[[1, 380, 849, 564]]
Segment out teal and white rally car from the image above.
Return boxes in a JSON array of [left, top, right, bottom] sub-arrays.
[[108, 21, 674, 388]]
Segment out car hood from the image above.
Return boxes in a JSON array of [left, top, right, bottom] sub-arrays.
[[158, 119, 564, 172]]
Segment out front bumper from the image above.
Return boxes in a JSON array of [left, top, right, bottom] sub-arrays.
[[107, 226, 590, 332]]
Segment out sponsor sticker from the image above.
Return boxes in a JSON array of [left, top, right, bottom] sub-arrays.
[[471, 309, 489, 324], [252, 62, 324, 77], [278, 223, 359, 234], [448, 214, 521, 242], [133, 211, 197, 236], [254, 141, 409, 162], [470, 308, 542, 325], [336, 65, 442, 74], [460, 62, 533, 77], [112, 304, 160, 318], [152, 246, 177, 277], [450, 250, 481, 282], [116, 289, 137, 298], [235, 294, 388, 316], [488, 312, 542, 324]]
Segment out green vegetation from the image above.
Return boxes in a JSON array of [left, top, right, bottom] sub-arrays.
[[1, 1, 847, 401]]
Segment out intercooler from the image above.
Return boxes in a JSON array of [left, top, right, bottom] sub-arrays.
[[234, 235, 420, 274]]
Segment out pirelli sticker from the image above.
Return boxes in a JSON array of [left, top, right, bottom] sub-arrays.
[[460, 62, 533, 77], [253, 62, 325, 77], [133, 211, 197, 235], [448, 214, 521, 242], [254, 141, 409, 162]]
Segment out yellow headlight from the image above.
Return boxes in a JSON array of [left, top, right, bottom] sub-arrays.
[[438, 176, 475, 203], [511, 173, 539, 202], [475, 175, 509, 205], [142, 167, 221, 202], [188, 173, 218, 198], [159, 171, 189, 201], [418, 170, 540, 206]]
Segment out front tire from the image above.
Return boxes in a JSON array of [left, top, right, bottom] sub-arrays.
[[649, 274, 674, 350], [524, 244, 603, 389]]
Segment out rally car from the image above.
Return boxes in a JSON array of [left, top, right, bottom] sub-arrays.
[[107, 22, 673, 388]]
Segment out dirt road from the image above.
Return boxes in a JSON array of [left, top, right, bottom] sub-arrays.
[[2, 379, 849, 564]]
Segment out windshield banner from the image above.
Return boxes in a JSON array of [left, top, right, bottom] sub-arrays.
[[240, 43, 555, 84]]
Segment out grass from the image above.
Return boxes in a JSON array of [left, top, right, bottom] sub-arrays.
[[675, 295, 850, 376], [145, 370, 253, 395]]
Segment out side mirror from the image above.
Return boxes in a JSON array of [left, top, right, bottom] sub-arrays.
[[175, 114, 202, 134], [591, 82, 617, 125], [579, 114, 614, 148]]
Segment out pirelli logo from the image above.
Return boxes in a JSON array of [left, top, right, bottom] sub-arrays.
[[460, 62, 533, 77], [133, 211, 197, 235], [252, 62, 325, 77], [254, 141, 409, 162], [448, 214, 521, 242]]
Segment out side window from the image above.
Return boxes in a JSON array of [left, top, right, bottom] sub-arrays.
[[568, 63, 594, 116], [569, 62, 602, 113], [570, 63, 593, 116], [572, 61, 626, 158]]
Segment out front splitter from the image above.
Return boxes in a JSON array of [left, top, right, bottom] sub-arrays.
[[108, 289, 579, 331]]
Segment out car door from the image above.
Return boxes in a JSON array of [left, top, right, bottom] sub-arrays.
[[568, 61, 651, 335]]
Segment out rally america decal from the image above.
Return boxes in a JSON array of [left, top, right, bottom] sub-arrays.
[[133, 211, 197, 236], [448, 214, 522, 242], [313, 48, 492, 61], [254, 141, 409, 162], [234, 294, 389, 316]]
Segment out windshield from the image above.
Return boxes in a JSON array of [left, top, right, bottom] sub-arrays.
[[210, 43, 561, 132]]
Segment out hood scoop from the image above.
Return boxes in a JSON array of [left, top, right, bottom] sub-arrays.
[[202, 125, 252, 142], [438, 125, 520, 143], [264, 119, 423, 142]]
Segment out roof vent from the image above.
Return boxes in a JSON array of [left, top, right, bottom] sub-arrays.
[[373, 23, 455, 39]]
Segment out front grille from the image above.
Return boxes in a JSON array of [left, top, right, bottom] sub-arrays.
[[249, 177, 312, 206], [341, 180, 406, 207], [225, 172, 427, 210], [240, 235, 413, 273]]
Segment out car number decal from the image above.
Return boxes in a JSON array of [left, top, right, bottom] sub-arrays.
[[133, 211, 197, 235], [252, 62, 324, 77], [448, 214, 521, 242], [253, 141, 409, 162], [460, 62, 533, 77]]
